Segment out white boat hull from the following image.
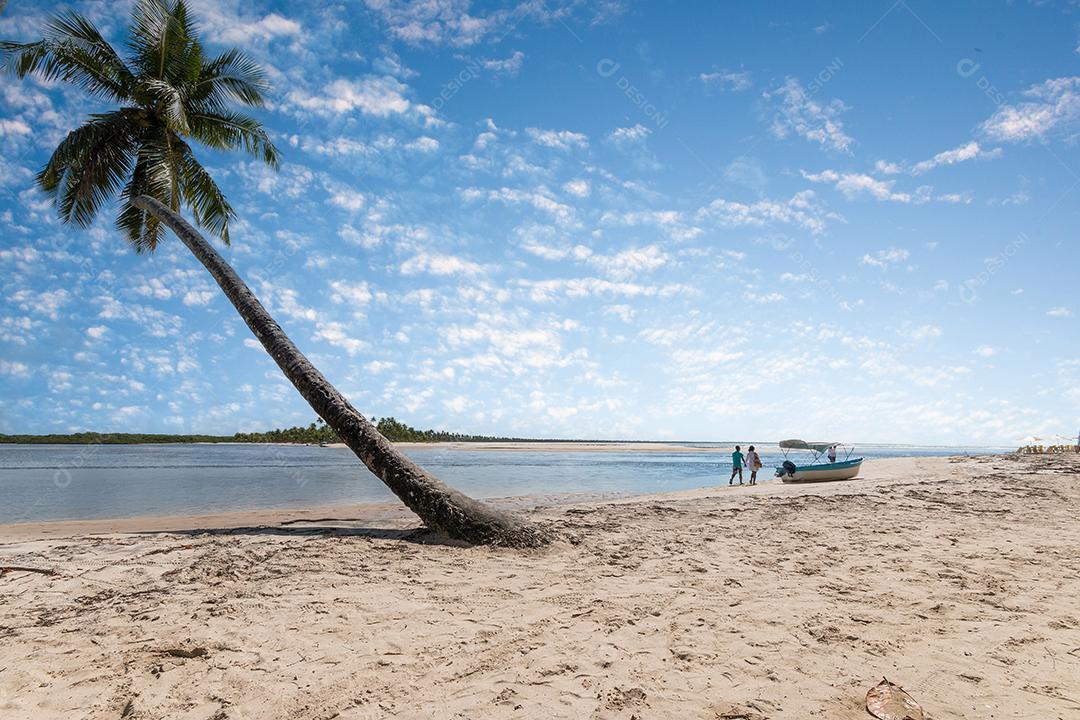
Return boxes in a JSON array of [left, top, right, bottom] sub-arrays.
[[778, 459, 862, 483]]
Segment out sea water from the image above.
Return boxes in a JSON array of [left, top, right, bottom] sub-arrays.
[[0, 443, 1009, 524]]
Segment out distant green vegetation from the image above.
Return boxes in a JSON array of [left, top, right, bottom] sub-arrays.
[[0, 418, 522, 445], [369, 417, 520, 443], [0, 432, 235, 445], [233, 417, 521, 443]]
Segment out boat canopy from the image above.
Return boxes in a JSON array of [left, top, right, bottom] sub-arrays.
[[779, 439, 838, 453]]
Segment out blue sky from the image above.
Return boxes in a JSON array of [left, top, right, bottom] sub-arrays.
[[1, 0, 1078, 444]]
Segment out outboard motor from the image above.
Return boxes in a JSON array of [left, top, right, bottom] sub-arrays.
[[781, 460, 797, 477]]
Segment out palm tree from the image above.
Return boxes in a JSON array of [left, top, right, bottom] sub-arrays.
[[1, 0, 546, 547]]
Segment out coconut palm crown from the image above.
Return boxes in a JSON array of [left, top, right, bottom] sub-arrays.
[[0, 0, 280, 251]]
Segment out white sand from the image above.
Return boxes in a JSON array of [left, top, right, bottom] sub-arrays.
[[1, 453, 1079, 719]]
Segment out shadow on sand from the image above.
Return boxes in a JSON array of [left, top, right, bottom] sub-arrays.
[[133, 521, 471, 546]]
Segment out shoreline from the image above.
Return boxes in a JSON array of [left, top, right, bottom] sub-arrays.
[[0, 454, 987, 539]]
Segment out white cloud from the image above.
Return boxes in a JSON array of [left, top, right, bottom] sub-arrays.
[[86, 325, 108, 339], [874, 160, 902, 175], [257, 283, 318, 323], [860, 247, 910, 269], [400, 252, 483, 276], [404, 136, 440, 152], [0, 118, 32, 137], [981, 77, 1080, 142], [461, 186, 576, 225], [327, 188, 365, 212], [974, 346, 997, 357], [444, 395, 470, 413], [911, 141, 1002, 174], [364, 360, 396, 374], [329, 280, 373, 306], [764, 77, 853, 152], [904, 324, 943, 342], [562, 179, 591, 197], [600, 209, 702, 241], [0, 360, 30, 378], [516, 277, 692, 303], [802, 169, 912, 202], [586, 245, 669, 281], [698, 190, 833, 234], [608, 124, 651, 145], [526, 127, 589, 150], [480, 50, 525, 76], [287, 76, 412, 117], [1047, 306, 1073, 318], [313, 321, 367, 356], [182, 289, 215, 306], [211, 12, 301, 44], [604, 304, 635, 323], [745, 292, 786, 304], [363, 0, 571, 47], [699, 69, 752, 91], [9, 288, 69, 319]]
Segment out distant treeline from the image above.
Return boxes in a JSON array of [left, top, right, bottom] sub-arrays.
[[234, 417, 523, 443], [0, 432, 234, 444], [0, 417, 525, 445]]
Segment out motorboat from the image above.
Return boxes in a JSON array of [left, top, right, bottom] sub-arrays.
[[775, 440, 863, 483]]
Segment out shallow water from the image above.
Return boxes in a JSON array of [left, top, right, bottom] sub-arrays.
[[0, 443, 1008, 523]]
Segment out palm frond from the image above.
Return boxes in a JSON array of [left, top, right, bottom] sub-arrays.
[[175, 138, 235, 243], [188, 110, 280, 167], [128, 0, 195, 81], [139, 77, 190, 132], [193, 48, 270, 108], [118, 158, 164, 252], [0, 11, 136, 102], [38, 110, 141, 227]]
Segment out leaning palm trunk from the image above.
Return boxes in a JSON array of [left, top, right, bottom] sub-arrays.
[[133, 196, 547, 547]]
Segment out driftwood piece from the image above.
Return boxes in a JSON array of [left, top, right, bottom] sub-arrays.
[[0, 566, 58, 577]]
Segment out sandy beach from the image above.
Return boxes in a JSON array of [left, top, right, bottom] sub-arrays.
[[1, 453, 1079, 719]]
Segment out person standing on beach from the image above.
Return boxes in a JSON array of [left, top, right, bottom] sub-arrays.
[[745, 445, 762, 485], [730, 445, 745, 485]]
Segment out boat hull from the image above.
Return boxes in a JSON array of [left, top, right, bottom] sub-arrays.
[[776, 458, 863, 483]]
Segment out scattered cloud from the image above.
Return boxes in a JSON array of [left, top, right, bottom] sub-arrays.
[[362, 0, 574, 47], [526, 127, 589, 150], [699, 69, 752, 91], [607, 123, 651, 146], [981, 76, 1080, 142], [562, 179, 591, 197], [911, 141, 1002, 174], [764, 77, 853, 152], [904, 324, 943, 342], [312, 321, 367, 355], [400, 252, 484, 277], [861, 248, 910, 269], [480, 50, 525, 76], [802, 169, 912, 202], [698, 190, 835, 234], [286, 76, 412, 117]]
